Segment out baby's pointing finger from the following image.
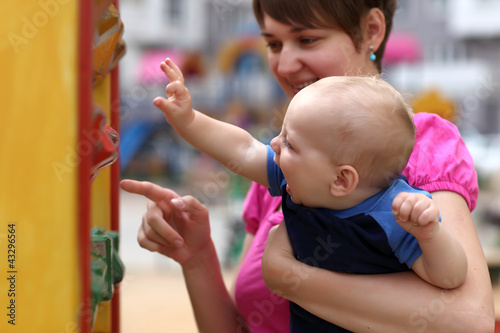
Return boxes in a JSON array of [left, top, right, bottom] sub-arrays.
[[159, 61, 177, 82], [164, 58, 184, 83], [160, 58, 184, 84]]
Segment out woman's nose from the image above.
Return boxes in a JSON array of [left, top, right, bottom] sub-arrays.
[[277, 46, 301, 76]]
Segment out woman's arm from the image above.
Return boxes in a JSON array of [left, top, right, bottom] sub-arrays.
[[262, 191, 495, 332], [120, 180, 250, 332], [182, 235, 250, 333]]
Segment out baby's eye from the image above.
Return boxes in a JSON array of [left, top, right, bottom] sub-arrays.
[[283, 138, 293, 149]]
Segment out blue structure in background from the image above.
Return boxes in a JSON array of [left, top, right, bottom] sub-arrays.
[[119, 120, 158, 171]]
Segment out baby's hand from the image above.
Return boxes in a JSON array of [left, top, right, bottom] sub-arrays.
[[153, 58, 194, 130], [392, 192, 440, 242]]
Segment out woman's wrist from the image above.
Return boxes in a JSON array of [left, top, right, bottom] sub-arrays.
[[181, 239, 218, 273]]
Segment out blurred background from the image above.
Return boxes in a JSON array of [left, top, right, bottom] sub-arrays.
[[116, 0, 500, 331]]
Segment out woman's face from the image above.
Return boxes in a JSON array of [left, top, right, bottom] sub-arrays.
[[260, 14, 377, 98]]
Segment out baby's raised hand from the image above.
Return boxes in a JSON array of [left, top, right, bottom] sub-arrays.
[[392, 192, 440, 242], [153, 58, 194, 130]]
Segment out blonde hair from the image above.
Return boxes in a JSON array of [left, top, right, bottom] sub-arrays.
[[310, 76, 415, 189]]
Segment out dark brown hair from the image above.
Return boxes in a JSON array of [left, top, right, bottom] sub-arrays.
[[252, 0, 397, 72]]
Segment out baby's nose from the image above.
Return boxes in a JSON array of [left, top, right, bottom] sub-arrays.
[[270, 136, 280, 154]]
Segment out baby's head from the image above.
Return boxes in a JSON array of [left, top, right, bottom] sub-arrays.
[[288, 76, 414, 190]]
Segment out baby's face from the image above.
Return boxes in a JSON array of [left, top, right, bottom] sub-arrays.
[[270, 92, 337, 207]]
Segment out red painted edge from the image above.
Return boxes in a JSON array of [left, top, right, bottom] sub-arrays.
[[78, 0, 93, 330], [111, 1, 121, 331], [110, 56, 121, 333]]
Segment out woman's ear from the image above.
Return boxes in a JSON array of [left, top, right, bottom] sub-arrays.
[[330, 165, 359, 197], [363, 8, 386, 51]]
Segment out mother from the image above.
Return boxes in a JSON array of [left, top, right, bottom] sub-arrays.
[[121, 0, 495, 331]]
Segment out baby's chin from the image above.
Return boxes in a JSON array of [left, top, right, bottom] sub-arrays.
[[286, 184, 299, 204]]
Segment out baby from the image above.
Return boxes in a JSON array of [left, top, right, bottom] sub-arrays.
[[153, 58, 467, 332]]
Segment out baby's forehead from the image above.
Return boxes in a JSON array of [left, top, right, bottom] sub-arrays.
[[284, 96, 338, 136], [289, 86, 343, 117]]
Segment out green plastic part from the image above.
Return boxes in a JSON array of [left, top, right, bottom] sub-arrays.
[[90, 226, 126, 327]]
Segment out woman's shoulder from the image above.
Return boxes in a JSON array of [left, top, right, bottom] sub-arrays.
[[404, 112, 478, 211], [413, 112, 460, 137]]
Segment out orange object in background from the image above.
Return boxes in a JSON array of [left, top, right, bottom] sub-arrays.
[[93, 4, 126, 86], [412, 89, 457, 122]]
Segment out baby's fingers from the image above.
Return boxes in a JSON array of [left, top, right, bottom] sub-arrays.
[[392, 192, 415, 222], [152, 82, 190, 112], [415, 203, 440, 226], [165, 80, 190, 101], [160, 58, 185, 84]]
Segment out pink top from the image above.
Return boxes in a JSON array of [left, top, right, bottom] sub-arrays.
[[234, 113, 478, 332]]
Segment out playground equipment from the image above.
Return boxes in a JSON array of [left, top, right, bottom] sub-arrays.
[[1, 0, 125, 331]]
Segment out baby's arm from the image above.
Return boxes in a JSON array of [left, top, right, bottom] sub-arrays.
[[392, 192, 467, 289], [154, 58, 269, 187]]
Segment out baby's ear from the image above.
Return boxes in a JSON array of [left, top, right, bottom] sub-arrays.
[[329, 165, 359, 197]]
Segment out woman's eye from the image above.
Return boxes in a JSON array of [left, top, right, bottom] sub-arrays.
[[300, 37, 317, 45], [265, 42, 281, 51]]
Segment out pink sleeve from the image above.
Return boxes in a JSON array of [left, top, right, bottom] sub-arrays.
[[402, 113, 478, 211], [242, 182, 282, 235], [242, 182, 264, 235]]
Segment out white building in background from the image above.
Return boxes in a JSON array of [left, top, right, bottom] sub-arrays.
[[119, 0, 258, 92], [448, 0, 500, 38], [119, 0, 206, 93], [386, 0, 500, 134]]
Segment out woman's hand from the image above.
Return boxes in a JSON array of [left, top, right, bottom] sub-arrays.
[[120, 179, 212, 269], [261, 222, 303, 297], [121, 179, 249, 332]]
